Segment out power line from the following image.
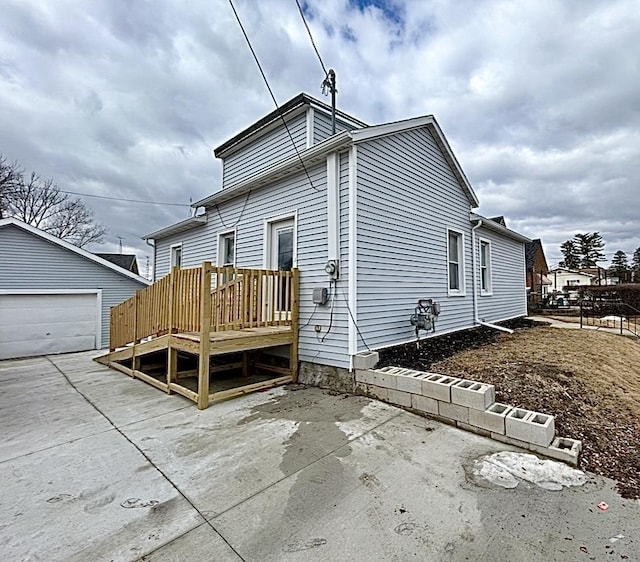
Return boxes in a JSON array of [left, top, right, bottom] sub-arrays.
[[58, 189, 190, 207], [227, 0, 321, 192], [294, 0, 329, 76]]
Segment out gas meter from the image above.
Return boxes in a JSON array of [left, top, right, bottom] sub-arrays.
[[409, 299, 441, 338]]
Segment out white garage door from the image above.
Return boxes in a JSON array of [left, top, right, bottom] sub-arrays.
[[0, 293, 99, 360]]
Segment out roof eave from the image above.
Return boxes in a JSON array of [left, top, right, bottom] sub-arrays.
[[471, 214, 531, 243], [142, 215, 207, 240]]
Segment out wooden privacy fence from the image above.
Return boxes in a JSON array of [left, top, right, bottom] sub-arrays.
[[110, 263, 298, 349]]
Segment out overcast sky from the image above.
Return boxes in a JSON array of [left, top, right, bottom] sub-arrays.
[[1, 0, 638, 275]]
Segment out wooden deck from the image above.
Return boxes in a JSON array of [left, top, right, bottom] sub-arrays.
[[96, 263, 299, 409]]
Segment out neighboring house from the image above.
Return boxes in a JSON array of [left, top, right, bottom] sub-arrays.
[[0, 218, 150, 360], [525, 239, 550, 296], [580, 267, 618, 285], [143, 93, 529, 372], [96, 253, 140, 275], [549, 268, 596, 291]]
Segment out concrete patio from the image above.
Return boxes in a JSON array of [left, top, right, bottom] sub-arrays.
[[0, 351, 638, 561]]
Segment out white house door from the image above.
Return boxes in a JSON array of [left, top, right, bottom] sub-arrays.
[[267, 219, 295, 319]]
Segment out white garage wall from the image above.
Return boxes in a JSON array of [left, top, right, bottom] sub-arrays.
[[0, 225, 146, 349]]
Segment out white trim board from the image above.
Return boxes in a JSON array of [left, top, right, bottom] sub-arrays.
[[347, 145, 358, 364]]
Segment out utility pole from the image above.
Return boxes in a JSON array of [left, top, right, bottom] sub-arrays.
[[117, 236, 124, 254], [322, 69, 337, 134]]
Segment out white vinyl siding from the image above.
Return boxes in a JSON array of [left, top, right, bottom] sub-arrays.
[[221, 112, 307, 189], [476, 227, 527, 322], [0, 225, 146, 349], [313, 110, 358, 144], [154, 159, 352, 369], [355, 127, 475, 352]]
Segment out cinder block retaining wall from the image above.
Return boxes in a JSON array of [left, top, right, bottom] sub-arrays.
[[353, 353, 581, 466]]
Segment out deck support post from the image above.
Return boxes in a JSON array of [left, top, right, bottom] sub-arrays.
[[131, 290, 140, 376], [290, 269, 300, 381], [198, 262, 213, 409], [242, 351, 249, 377], [166, 269, 176, 394]]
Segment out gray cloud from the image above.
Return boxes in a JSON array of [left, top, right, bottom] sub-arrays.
[[1, 0, 638, 273]]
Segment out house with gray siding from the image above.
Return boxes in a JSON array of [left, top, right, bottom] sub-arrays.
[[0, 218, 149, 360], [143, 93, 528, 375]]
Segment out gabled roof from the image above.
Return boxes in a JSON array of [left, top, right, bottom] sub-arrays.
[[214, 93, 368, 158], [0, 218, 150, 285], [471, 213, 530, 243], [95, 253, 139, 274], [489, 216, 506, 226], [193, 114, 480, 210], [524, 238, 548, 272], [350, 115, 480, 207]]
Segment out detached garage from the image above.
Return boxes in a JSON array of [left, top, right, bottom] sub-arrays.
[[0, 218, 149, 360]]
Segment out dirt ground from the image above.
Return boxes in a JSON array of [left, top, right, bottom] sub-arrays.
[[378, 322, 640, 499]]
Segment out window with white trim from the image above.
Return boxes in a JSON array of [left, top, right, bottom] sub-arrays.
[[219, 232, 235, 268], [170, 244, 182, 269], [447, 230, 464, 294], [480, 240, 492, 294]]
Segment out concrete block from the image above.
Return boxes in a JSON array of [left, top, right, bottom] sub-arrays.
[[353, 351, 379, 370], [438, 401, 469, 424], [411, 394, 438, 415], [505, 409, 555, 447], [421, 375, 460, 402], [372, 370, 397, 390], [387, 389, 411, 408], [456, 421, 491, 438], [365, 384, 388, 402], [530, 437, 582, 467], [451, 379, 496, 410], [490, 432, 531, 450], [354, 369, 375, 385], [468, 403, 512, 434], [395, 373, 423, 394]]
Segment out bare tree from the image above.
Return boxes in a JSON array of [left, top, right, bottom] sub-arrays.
[[0, 153, 106, 247], [0, 154, 22, 219]]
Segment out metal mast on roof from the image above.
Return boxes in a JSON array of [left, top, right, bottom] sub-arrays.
[[322, 69, 337, 134]]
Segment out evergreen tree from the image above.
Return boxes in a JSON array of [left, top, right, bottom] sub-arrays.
[[609, 250, 629, 283], [575, 232, 605, 268], [632, 246, 640, 282], [559, 240, 580, 270]]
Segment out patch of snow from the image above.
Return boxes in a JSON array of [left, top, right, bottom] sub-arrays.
[[472, 451, 587, 491], [600, 315, 626, 322]]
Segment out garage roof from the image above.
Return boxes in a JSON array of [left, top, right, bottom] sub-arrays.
[[0, 218, 150, 285]]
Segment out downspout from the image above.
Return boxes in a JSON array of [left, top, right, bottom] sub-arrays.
[[471, 219, 514, 334], [145, 238, 156, 282]]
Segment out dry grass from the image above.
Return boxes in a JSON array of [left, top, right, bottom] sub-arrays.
[[431, 326, 640, 498]]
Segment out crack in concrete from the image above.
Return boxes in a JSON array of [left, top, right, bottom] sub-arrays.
[[45, 357, 247, 562]]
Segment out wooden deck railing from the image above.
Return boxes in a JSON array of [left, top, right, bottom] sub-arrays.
[[109, 263, 299, 349]]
